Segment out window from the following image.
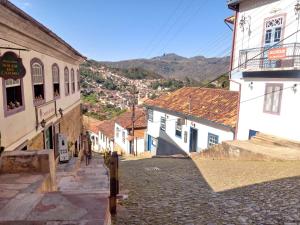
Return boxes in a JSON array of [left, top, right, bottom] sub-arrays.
[[71, 69, 75, 94], [52, 64, 60, 99], [184, 131, 188, 143], [116, 127, 120, 138], [64, 67, 70, 96], [77, 69, 80, 91], [264, 83, 283, 114], [175, 118, 183, 137], [122, 131, 125, 143], [148, 109, 153, 122], [3, 78, 25, 116], [274, 27, 282, 42], [265, 29, 272, 44], [31, 58, 45, 105], [160, 116, 166, 131], [208, 133, 219, 148]]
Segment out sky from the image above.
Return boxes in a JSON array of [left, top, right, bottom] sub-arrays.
[[10, 0, 233, 61]]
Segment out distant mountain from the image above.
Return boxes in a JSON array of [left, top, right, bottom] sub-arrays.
[[100, 53, 230, 81]]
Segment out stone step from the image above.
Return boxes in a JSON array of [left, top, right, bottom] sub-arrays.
[[252, 133, 300, 150], [199, 140, 300, 161]]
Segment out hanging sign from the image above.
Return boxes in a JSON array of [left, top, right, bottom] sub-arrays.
[[268, 48, 287, 60], [0, 51, 26, 80]]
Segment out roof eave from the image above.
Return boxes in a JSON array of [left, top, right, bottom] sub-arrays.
[[0, 0, 86, 61], [145, 104, 236, 133]]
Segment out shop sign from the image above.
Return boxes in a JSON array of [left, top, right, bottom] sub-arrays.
[[36, 101, 57, 125], [0, 52, 26, 80], [268, 48, 287, 60]]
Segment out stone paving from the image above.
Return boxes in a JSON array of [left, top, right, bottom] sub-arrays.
[[113, 157, 300, 225], [0, 154, 110, 225]]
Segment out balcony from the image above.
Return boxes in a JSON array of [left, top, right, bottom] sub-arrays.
[[239, 43, 300, 72]]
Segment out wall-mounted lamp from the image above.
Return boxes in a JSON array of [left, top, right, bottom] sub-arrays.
[[292, 84, 298, 93], [58, 108, 63, 117], [40, 119, 46, 128], [295, 1, 300, 17], [248, 82, 254, 89]]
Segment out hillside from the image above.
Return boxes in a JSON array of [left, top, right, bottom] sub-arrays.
[[100, 53, 230, 81]]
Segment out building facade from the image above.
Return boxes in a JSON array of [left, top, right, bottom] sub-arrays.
[[228, 0, 300, 141], [114, 110, 146, 155], [0, 1, 85, 154], [145, 88, 239, 155]]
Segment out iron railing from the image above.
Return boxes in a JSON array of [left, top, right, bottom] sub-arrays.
[[239, 43, 300, 71]]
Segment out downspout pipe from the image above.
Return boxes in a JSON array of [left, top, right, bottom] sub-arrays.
[[230, 79, 241, 140]]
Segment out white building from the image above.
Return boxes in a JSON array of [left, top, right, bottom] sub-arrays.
[[228, 0, 300, 141], [114, 109, 147, 155], [145, 87, 239, 155], [0, 1, 85, 155], [97, 120, 115, 152]]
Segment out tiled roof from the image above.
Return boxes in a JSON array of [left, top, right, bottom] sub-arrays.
[[145, 87, 239, 128], [115, 109, 147, 129], [98, 120, 115, 139], [83, 116, 103, 133]]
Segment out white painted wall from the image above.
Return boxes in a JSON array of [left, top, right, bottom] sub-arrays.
[[99, 132, 114, 152], [237, 79, 300, 141], [0, 39, 81, 150], [114, 123, 130, 154], [229, 0, 300, 141], [231, 0, 298, 80], [146, 109, 234, 154]]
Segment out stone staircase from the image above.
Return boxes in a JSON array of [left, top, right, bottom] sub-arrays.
[[198, 133, 300, 161]]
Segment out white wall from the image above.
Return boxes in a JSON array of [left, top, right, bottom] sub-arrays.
[[231, 0, 298, 79], [114, 123, 130, 154], [237, 78, 300, 141], [98, 132, 114, 152], [0, 39, 81, 150], [229, 0, 300, 141], [147, 109, 234, 154]]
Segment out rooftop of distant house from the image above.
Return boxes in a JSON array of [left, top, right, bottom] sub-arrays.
[[83, 116, 103, 133], [145, 87, 239, 128], [98, 120, 116, 139], [115, 109, 147, 129]]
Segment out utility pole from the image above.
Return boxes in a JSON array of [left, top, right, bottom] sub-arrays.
[[131, 85, 137, 156]]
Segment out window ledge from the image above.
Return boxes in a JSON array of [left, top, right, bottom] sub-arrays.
[[4, 105, 25, 117], [34, 99, 46, 106]]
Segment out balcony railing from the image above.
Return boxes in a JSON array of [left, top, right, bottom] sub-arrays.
[[239, 43, 300, 71]]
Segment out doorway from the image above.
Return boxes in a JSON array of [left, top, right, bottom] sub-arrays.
[[44, 125, 53, 150], [189, 128, 198, 153]]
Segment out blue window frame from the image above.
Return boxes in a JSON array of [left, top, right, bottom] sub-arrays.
[[148, 109, 153, 122], [175, 118, 183, 138], [207, 133, 219, 148], [160, 116, 166, 131]]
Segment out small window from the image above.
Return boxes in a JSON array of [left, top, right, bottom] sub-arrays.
[[122, 131, 125, 143], [208, 133, 219, 148], [264, 83, 283, 114], [265, 29, 272, 44], [184, 131, 188, 143], [52, 64, 60, 99], [148, 109, 153, 122], [64, 67, 70, 96], [274, 27, 282, 43], [71, 69, 75, 94], [31, 59, 45, 105], [116, 127, 120, 138], [160, 116, 166, 131], [77, 69, 80, 91], [175, 118, 183, 137], [3, 78, 25, 116]]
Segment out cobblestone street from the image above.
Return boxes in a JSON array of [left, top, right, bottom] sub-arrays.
[[113, 157, 300, 225]]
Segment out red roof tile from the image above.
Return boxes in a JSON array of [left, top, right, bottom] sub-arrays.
[[145, 87, 239, 128], [115, 109, 147, 129], [83, 116, 103, 133], [98, 120, 115, 139]]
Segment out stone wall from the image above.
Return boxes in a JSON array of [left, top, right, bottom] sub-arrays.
[[27, 132, 44, 150], [60, 104, 82, 152]]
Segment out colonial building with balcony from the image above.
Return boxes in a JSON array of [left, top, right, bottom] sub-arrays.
[[228, 0, 300, 141], [0, 1, 85, 155]]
